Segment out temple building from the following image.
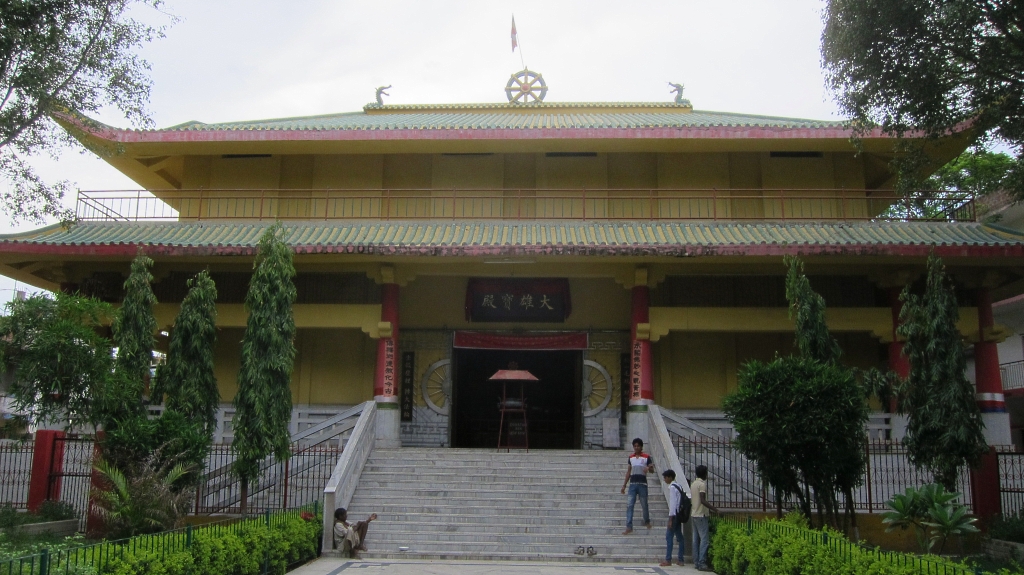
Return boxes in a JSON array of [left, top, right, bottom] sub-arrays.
[[2, 87, 1022, 450]]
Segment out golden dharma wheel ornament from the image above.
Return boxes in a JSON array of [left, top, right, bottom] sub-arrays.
[[505, 68, 548, 103]]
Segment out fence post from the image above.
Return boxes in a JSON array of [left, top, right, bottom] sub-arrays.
[[39, 548, 49, 575], [747, 515, 752, 535], [28, 430, 65, 512], [186, 525, 193, 549], [969, 446, 1001, 524]]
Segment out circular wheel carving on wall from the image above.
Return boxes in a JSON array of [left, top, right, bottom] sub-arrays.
[[581, 359, 613, 417], [421, 359, 452, 415]]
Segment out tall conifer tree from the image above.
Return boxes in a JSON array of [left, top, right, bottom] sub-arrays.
[[159, 270, 219, 439], [232, 224, 296, 513], [111, 249, 157, 418], [898, 255, 986, 490]]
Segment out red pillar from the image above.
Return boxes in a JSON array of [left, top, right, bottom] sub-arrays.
[[374, 283, 400, 405], [970, 446, 1001, 524], [974, 287, 1005, 415], [27, 430, 64, 512], [971, 287, 1007, 523], [887, 288, 910, 381], [628, 285, 654, 409]]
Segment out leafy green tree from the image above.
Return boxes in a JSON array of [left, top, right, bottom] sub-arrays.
[[0, 0, 170, 223], [0, 292, 114, 429], [898, 255, 987, 490], [232, 224, 296, 513], [155, 270, 219, 439], [927, 147, 1017, 197], [821, 0, 1024, 199], [784, 256, 841, 364], [724, 257, 868, 529], [111, 250, 157, 417]]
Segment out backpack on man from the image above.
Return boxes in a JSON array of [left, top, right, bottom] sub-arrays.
[[671, 483, 692, 522]]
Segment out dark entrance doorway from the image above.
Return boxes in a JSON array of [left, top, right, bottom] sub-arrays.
[[451, 349, 581, 449]]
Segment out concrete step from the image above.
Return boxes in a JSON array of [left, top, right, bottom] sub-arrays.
[[330, 550, 689, 563], [343, 447, 680, 563]]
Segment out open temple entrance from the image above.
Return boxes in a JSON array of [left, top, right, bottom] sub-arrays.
[[451, 348, 582, 449]]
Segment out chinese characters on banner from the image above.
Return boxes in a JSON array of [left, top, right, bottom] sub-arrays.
[[465, 278, 571, 322], [630, 340, 643, 402], [400, 351, 415, 422], [382, 339, 396, 397]]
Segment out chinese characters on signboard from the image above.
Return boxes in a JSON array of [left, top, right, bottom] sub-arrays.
[[630, 340, 643, 401], [400, 351, 415, 422], [382, 339, 396, 397], [465, 278, 571, 322]]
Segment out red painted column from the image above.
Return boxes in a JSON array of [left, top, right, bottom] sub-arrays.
[[975, 287, 1005, 416], [887, 288, 910, 382], [628, 285, 654, 409], [27, 430, 64, 512], [374, 283, 400, 405], [971, 287, 1009, 523]]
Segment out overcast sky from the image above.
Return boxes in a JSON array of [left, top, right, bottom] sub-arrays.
[[0, 0, 841, 304]]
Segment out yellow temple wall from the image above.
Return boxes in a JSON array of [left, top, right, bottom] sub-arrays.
[[177, 152, 868, 192], [212, 327, 376, 406], [167, 152, 879, 221], [652, 331, 885, 410]]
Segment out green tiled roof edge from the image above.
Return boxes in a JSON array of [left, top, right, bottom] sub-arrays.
[[1, 221, 1017, 248]]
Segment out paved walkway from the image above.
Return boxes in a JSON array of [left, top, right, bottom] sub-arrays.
[[291, 559, 700, 575]]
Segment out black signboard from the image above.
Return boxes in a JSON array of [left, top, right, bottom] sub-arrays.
[[465, 278, 571, 323], [400, 351, 415, 422]]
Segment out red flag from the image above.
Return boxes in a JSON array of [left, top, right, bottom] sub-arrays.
[[511, 16, 518, 52]]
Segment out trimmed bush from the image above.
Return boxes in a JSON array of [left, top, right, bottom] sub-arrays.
[[710, 518, 979, 575], [98, 513, 321, 575]]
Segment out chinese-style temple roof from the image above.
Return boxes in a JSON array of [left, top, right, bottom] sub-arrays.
[[60, 102, 864, 144], [3, 220, 1023, 258]]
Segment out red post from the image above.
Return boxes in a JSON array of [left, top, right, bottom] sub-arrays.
[[27, 430, 64, 512], [970, 446, 1001, 524], [374, 283, 400, 404], [975, 287, 1005, 416], [628, 285, 654, 408]]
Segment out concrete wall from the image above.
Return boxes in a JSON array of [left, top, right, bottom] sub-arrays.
[[653, 332, 885, 410], [171, 152, 874, 220], [213, 327, 375, 404]]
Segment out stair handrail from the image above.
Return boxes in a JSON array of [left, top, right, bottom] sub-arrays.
[[322, 400, 377, 552], [658, 408, 718, 439], [648, 404, 692, 501]]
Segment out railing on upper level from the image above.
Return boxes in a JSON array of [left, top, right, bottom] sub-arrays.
[[74, 188, 976, 223], [1002, 360, 1024, 393]]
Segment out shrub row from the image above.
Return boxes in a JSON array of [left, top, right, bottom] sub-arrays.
[[98, 514, 320, 575], [710, 518, 993, 575]]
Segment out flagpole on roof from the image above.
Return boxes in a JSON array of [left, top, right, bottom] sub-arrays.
[[512, 15, 526, 69]]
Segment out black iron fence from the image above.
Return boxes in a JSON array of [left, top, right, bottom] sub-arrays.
[[673, 436, 973, 513], [0, 440, 33, 508]]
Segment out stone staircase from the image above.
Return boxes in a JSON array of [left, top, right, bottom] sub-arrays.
[[342, 448, 680, 562]]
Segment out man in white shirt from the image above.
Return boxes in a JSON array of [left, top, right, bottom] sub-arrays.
[[660, 469, 686, 567], [691, 465, 718, 571]]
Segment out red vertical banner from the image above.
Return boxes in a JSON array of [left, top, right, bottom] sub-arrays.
[[629, 285, 653, 406], [375, 283, 400, 403]]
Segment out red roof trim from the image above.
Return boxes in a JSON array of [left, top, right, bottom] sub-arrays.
[[1, 241, 1021, 259]]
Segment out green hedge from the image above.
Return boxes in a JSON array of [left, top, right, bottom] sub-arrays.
[[98, 514, 321, 575], [710, 517, 1001, 575]]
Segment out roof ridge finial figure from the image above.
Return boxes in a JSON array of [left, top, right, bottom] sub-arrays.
[[375, 85, 391, 106], [668, 82, 685, 104]]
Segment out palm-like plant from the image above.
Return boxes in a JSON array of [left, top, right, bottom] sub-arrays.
[[91, 454, 193, 539], [882, 484, 974, 553]]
